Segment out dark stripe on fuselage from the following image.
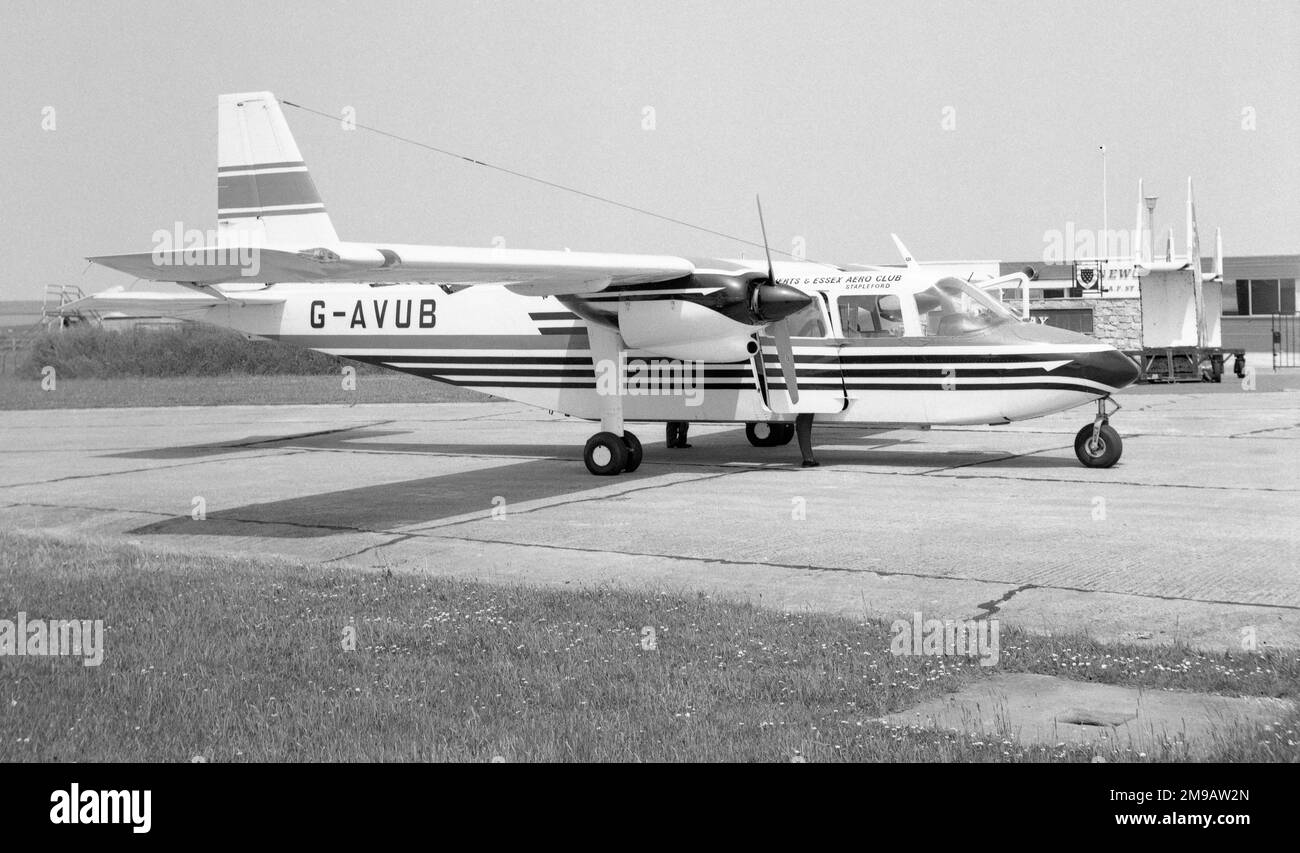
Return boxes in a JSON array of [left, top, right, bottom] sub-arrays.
[[353, 364, 752, 379], [835, 352, 1088, 364], [381, 366, 597, 377], [267, 334, 592, 350], [837, 367, 1064, 378], [830, 381, 1102, 392], [596, 278, 694, 293], [763, 368, 842, 378], [582, 292, 716, 303], [348, 354, 593, 365]]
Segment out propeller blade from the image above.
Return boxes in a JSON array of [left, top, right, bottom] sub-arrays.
[[756, 195, 799, 404], [772, 318, 799, 404], [756, 195, 776, 282]]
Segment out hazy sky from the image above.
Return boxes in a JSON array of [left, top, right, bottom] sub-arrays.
[[2, 0, 1297, 298]]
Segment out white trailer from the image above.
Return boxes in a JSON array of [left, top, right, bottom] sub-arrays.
[[1126, 179, 1245, 383]]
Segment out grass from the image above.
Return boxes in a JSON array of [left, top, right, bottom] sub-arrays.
[[1, 324, 496, 408], [16, 325, 369, 379], [1, 532, 1296, 762], [0, 373, 492, 409]]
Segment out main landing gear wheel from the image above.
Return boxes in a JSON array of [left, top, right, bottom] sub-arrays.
[[622, 431, 643, 473], [1074, 423, 1123, 468], [745, 422, 795, 447], [584, 431, 630, 476]]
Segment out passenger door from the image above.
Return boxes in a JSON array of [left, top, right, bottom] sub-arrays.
[[756, 294, 846, 414]]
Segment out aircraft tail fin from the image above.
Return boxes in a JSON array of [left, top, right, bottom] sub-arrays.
[[216, 92, 339, 246]]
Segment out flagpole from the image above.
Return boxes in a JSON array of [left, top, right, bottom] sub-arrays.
[[1099, 145, 1108, 259]]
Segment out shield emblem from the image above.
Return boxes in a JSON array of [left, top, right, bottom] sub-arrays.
[[1079, 268, 1095, 286]]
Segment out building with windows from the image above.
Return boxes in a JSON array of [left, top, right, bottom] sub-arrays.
[[992, 254, 1299, 367]]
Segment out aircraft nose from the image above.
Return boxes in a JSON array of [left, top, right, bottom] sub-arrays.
[[1077, 348, 1141, 390]]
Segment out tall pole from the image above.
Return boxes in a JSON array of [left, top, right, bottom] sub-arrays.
[[1144, 195, 1158, 265], [1099, 145, 1108, 259]]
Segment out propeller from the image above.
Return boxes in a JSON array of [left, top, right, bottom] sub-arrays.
[[755, 195, 800, 404]]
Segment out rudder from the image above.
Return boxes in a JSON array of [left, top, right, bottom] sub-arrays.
[[216, 92, 339, 246]]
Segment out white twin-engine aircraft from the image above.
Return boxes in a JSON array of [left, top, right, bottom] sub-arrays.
[[77, 91, 1140, 475]]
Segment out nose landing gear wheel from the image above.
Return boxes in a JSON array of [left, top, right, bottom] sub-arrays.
[[584, 431, 630, 475], [1074, 423, 1122, 468], [746, 422, 795, 447]]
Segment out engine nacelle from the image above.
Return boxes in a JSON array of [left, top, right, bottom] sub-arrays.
[[618, 298, 760, 363]]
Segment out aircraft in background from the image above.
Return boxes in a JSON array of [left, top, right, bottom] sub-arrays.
[[72, 91, 1140, 475]]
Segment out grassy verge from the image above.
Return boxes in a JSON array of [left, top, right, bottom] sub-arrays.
[[17, 325, 373, 379], [0, 374, 492, 409], [1, 532, 1296, 762]]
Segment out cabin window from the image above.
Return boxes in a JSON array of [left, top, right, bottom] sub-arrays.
[[785, 300, 828, 337], [911, 278, 1020, 337], [837, 295, 904, 337]]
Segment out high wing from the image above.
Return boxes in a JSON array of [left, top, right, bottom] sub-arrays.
[[88, 243, 696, 296]]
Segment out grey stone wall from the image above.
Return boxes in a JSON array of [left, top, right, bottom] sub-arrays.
[[1030, 296, 1143, 349]]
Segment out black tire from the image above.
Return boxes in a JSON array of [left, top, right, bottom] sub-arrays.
[[584, 431, 629, 475], [1074, 423, 1123, 468], [622, 431, 643, 473], [747, 422, 794, 447], [745, 422, 778, 447]]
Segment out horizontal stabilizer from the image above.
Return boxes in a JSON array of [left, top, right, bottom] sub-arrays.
[[88, 249, 269, 284]]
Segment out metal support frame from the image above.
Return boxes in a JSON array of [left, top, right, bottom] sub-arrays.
[[587, 322, 625, 435], [1089, 396, 1120, 447]]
